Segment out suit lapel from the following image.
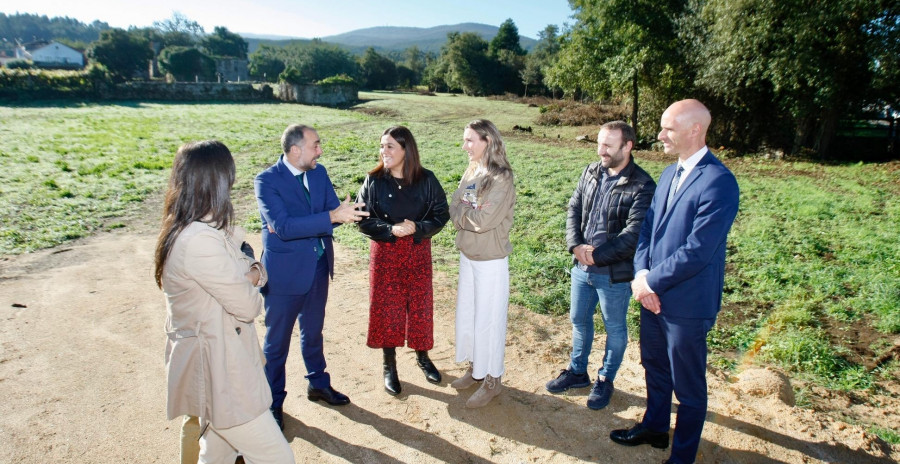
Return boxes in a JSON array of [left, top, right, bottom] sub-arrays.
[[654, 150, 712, 234], [654, 165, 679, 235], [277, 157, 309, 207]]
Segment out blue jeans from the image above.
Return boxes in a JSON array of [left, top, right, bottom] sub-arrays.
[[568, 266, 631, 382]]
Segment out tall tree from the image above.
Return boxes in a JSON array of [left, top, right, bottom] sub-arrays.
[[152, 11, 204, 47], [248, 44, 285, 82], [532, 24, 561, 62], [489, 19, 526, 94], [87, 28, 153, 82], [547, 0, 686, 139], [396, 65, 417, 88], [520, 57, 542, 97], [359, 47, 397, 90], [404, 45, 426, 83], [681, 0, 883, 154], [297, 45, 359, 82], [250, 40, 360, 83], [863, 2, 900, 119], [422, 56, 450, 92], [158, 46, 216, 81], [530, 24, 562, 97], [489, 18, 526, 56], [442, 32, 494, 95], [202, 26, 248, 59]]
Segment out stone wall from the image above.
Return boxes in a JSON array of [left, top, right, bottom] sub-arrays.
[[276, 83, 358, 106], [215, 59, 249, 82], [108, 82, 274, 101]]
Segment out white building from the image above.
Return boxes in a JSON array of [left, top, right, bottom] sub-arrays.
[[16, 41, 84, 68]]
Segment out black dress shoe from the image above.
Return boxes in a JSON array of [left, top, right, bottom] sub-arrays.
[[270, 407, 284, 431], [610, 423, 669, 449], [307, 386, 351, 406], [416, 350, 442, 384]]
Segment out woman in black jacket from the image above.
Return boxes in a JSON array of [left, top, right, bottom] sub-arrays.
[[356, 126, 450, 396]]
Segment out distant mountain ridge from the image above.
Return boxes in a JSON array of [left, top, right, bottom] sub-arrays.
[[0, 13, 536, 57], [324, 23, 536, 52], [246, 23, 537, 55]]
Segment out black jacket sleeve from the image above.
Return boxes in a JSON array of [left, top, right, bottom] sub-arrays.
[[413, 171, 450, 241], [565, 165, 592, 253], [356, 174, 395, 242]]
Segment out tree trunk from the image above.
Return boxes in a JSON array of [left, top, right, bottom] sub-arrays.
[[793, 117, 811, 155], [813, 109, 839, 157], [631, 73, 639, 140]]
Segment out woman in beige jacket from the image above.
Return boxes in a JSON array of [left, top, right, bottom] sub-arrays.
[[449, 119, 516, 408], [154, 140, 294, 464]]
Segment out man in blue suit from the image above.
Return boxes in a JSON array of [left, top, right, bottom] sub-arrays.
[[610, 100, 739, 464], [255, 124, 369, 431]]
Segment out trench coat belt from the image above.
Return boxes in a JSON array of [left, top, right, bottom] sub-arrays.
[[166, 328, 198, 340]]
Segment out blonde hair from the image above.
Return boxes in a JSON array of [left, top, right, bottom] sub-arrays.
[[463, 119, 513, 194]]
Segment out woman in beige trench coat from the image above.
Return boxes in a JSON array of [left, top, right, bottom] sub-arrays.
[[154, 140, 294, 464]]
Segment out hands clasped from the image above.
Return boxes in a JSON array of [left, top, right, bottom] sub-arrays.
[[631, 274, 661, 314], [331, 195, 369, 224], [573, 244, 595, 266], [391, 219, 416, 237]]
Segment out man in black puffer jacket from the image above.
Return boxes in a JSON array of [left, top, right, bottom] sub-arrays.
[[545, 120, 656, 411]]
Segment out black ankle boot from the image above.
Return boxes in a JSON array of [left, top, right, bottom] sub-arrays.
[[416, 350, 441, 384], [383, 348, 401, 396]]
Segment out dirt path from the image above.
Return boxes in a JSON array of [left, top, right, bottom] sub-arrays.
[[0, 227, 897, 463]]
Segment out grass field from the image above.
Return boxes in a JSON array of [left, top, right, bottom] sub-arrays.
[[1, 92, 898, 439]]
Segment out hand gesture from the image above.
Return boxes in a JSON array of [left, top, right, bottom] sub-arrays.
[[330, 195, 369, 224]]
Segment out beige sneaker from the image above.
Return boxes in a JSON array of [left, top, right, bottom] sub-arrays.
[[465, 374, 501, 408], [450, 363, 476, 390]]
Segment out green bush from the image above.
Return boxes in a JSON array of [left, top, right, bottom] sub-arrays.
[[6, 59, 34, 69], [278, 66, 304, 85], [0, 65, 112, 100], [317, 74, 357, 86], [158, 46, 216, 82]]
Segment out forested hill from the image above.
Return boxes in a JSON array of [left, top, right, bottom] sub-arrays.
[[245, 23, 537, 55], [320, 23, 537, 53], [0, 13, 110, 52], [1, 13, 535, 57]]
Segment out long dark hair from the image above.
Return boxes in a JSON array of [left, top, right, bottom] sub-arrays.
[[368, 125, 424, 186], [463, 119, 513, 194], [154, 140, 235, 288]]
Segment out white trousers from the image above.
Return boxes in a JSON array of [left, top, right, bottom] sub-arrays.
[[199, 411, 295, 464], [455, 253, 509, 379]]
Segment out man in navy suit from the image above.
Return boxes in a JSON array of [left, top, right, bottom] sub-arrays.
[[610, 100, 739, 464], [255, 124, 368, 430]]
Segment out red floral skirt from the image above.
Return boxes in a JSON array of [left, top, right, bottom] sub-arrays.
[[366, 236, 434, 350]]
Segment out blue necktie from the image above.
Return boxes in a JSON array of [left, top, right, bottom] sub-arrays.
[[297, 173, 325, 259], [666, 164, 684, 211]]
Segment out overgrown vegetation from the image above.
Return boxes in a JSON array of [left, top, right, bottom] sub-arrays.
[[0, 93, 897, 441], [0, 64, 112, 100], [536, 100, 629, 127]]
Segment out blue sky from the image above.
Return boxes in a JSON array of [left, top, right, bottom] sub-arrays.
[[3, 0, 575, 39]]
